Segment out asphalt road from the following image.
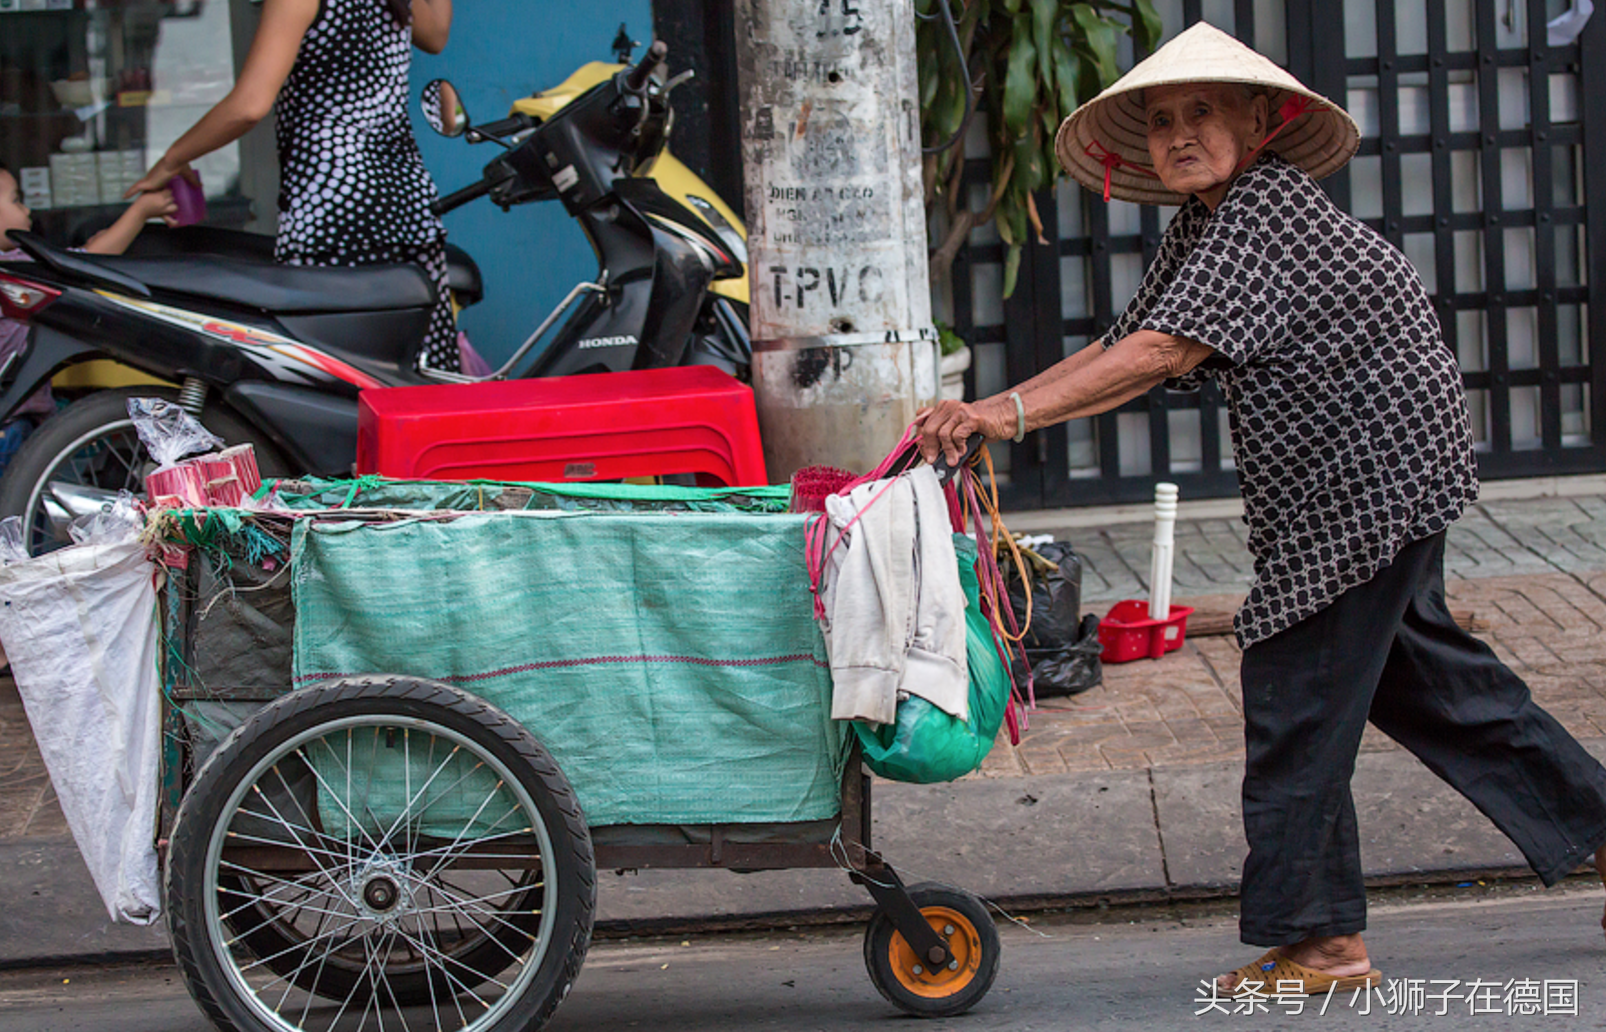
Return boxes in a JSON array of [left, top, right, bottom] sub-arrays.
[[3, 883, 1605, 1031]]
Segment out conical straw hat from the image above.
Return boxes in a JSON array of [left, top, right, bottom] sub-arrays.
[[1055, 21, 1359, 206]]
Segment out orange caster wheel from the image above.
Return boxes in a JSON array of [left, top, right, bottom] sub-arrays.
[[862, 882, 1000, 1017]]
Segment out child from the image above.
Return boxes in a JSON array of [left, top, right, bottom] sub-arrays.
[[1, 161, 178, 258], [0, 162, 177, 463]]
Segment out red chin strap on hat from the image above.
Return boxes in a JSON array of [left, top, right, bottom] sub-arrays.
[[1084, 139, 1160, 203], [1230, 93, 1319, 176]]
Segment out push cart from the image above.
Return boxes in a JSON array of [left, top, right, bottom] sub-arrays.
[[153, 478, 1003, 1032]]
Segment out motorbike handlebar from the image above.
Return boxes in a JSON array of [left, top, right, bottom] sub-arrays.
[[431, 177, 494, 216], [625, 40, 668, 92], [467, 114, 535, 141]]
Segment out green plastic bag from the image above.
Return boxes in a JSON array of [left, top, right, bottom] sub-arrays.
[[852, 535, 1011, 783]]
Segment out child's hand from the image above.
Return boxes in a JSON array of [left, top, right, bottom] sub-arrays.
[[125, 157, 194, 199], [133, 188, 179, 225]]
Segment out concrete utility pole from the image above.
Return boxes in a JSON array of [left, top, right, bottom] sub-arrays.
[[733, 0, 938, 482]]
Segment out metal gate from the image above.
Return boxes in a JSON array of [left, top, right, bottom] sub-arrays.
[[952, 0, 1606, 509]]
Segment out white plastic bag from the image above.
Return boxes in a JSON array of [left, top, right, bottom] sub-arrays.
[[0, 539, 163, 924], [68, 489, 141, 546]]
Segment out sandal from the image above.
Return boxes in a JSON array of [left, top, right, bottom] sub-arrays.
[[1222, 949, 1382, 996]]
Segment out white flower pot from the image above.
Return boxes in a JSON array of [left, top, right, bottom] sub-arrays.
[[939, 345, 971, 402]]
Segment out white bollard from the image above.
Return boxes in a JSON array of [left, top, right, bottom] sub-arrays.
[[1148, 482, 1179, 621]]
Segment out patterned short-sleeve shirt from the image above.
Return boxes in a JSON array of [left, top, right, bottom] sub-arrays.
[[1100, 153, 1479, 647]]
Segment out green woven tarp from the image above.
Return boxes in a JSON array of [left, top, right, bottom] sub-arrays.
[[290, 510, 848, 830], [269, 476, 792, 514]]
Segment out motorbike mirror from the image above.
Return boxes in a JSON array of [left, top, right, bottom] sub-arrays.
[[421, 78, 470, 138]]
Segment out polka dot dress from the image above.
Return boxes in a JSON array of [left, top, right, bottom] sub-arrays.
[[273, 0, 459, 371], [1100, 153, 1479, 647]]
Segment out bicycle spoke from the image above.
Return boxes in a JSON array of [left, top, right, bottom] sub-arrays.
[[240, 912, 367, 977], [419, 878, 540, 948]]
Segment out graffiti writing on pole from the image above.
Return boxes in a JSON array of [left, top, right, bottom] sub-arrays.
[[768, 265, 885, 310], [816, 0, 862, 38]]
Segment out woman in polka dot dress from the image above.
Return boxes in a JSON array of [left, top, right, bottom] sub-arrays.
[[126, 0, 460, 372]]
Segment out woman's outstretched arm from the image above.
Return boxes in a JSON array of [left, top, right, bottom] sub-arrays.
[[411, 0, 452, 54], [126, 0, 318, 196], [915, 330, 1217, 464]]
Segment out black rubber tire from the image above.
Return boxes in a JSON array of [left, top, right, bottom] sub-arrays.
[[862, 882, 1001, 1018], [166, 675, 596, 1032], [0, 386, 291, 555]]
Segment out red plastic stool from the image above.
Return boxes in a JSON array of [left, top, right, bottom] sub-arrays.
[[356, 366, 769, 487]]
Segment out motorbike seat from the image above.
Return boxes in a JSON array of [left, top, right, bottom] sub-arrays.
[[91, 253, 437, 315], [128, 227, 483, 309]]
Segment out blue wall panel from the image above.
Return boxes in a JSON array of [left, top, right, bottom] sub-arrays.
[[409, 4, 652, 366]]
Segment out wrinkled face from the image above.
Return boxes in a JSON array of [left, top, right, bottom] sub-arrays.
[[0, 171, 31, 250], [1144, 83, 1268, 209]]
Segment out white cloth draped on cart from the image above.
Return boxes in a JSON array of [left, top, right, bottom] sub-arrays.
[[0, 540, 162, 925], [816, 465, 970, 726]]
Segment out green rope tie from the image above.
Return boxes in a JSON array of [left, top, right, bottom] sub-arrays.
[[340, 474, 386, 509]]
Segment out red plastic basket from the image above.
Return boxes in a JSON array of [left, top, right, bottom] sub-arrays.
[[1098, 600, 1196, 663]]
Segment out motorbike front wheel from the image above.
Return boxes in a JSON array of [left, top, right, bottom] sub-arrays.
[[0, 386, 290, 556]]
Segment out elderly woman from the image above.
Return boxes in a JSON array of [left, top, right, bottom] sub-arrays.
[[918, 22, 1606, 994]]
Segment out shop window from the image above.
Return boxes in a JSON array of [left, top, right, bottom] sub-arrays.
[[0, 0, 250, 247]]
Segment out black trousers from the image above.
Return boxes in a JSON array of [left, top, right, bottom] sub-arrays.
[[1237, 531, 1606, 945]]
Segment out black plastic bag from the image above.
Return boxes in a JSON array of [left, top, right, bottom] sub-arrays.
[[1026, 613, 1104, 698], [1005, 541, 1103, 697]]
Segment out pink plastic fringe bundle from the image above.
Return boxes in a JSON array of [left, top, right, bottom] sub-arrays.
[[788, 464, 857, 514], [145, 444, 263, 510], [802, 426, 1032, 745], [219, 444, 262, 495]]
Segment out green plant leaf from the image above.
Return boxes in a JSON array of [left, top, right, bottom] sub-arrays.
[[1014, 133, 1046, 193], [1042, 131, 1063, 189], [1074, 45, 1103, 104], [935, 322, 968, 356], [1070, 4, 1122, 85], [1001, 0, 1023, 12], [1001, 24, 1038, 137], [1004, 185, 1028, 244], [919, 34, 940, 111], [1030, 0, 1057, 91], [958, 0, 990, 37], [1132, 0, 1163, 52], [1039, 108, 1064, 182], [1002, 242, 1023, 298], [1051, 38, 1081, 115], [931, 73, 968, 144], [1040, 104, 1061, 142]]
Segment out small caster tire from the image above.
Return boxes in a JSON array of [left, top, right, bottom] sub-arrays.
[[862, 881, 1000, 1018]]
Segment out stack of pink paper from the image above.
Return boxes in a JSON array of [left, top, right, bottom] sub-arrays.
[[143, 443, 263, 510], [220, 444, 262, 495], [145, 462, 209, 509]]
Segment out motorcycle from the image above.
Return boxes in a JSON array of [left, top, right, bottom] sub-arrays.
[[0, 38, 750, 554]]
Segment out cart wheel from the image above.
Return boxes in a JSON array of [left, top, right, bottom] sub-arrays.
[[862, 882, 1000, 1018], [166, 675, 595, 1032]]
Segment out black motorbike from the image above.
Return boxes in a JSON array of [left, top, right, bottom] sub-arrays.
[[0, 39, 748, 553]]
